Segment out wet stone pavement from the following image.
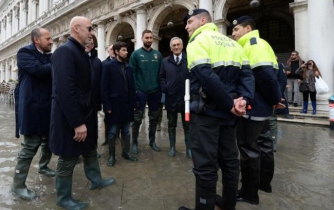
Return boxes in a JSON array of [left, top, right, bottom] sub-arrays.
[[0, 103, 334, 210]]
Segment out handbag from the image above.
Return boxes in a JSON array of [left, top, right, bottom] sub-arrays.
[[299, 82, 308, 92], [315, 76, 330, 94]]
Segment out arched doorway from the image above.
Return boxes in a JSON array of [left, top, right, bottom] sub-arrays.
[[158, 8, 188, 57], [225, 0, 294, 61]]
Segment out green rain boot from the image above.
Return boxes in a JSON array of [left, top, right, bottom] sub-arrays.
[[168, 127, 176, 157], [132, 110, 143, 154], [56, 175, 88, 210], [83, 151, 115, 190], [184, 130, 192, 159], [107, 136, 116, 166], [148, 111, 160, 152], [38, 140, 56, 177], [12, 159, 37, 200], [121, 135, 138, 161]]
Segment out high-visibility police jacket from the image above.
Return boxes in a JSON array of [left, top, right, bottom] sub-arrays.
[[187, 23, 255, 125], [237, 30, 282, 120]]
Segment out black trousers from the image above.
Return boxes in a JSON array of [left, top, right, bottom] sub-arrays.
[[237, 117, 274, 199], [190, 113, 239, 210]]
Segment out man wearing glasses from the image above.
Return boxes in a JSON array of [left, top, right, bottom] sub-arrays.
[[50, 16, 114, 210], [286, 51, 304, 107]]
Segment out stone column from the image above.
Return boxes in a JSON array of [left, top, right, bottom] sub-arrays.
[[0, 62, 3, 81], [5, 61, 9, 81], [13, 5, 19, 35], [31, 0, 38, 22], [1, 19, 5, 42], [135, 6, 147, 49], [214, 19, 230, 35], [39, 0, 44, 16], [199, 0, 213, 19], [52, 38, 59, 52], [290, 1, 308, 60], [20, 0, 28, 30], [6, 13, 11, 40], [97, 21, 106, 60], [308, 0, 334, 109], [152, 35, 161, 51]]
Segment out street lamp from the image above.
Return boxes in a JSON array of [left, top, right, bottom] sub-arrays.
[[249, 0, 261, 8]]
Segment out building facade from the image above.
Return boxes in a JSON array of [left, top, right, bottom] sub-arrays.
[[0, 0, 333, 105]]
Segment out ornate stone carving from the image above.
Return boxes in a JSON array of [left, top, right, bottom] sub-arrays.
[[14, 5, 20, 18], [2, 17, 6, 28], [32, 0, 39, 5], [8, 10, 13, 24], [146, 4, 158, 22]]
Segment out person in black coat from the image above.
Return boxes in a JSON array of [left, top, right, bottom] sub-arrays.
[[49, 16, 114, 210], [159, 37, 191, 158], [100, 44, 115, 146], [101, 41, 138, 166], [12, 28, 55, 201]]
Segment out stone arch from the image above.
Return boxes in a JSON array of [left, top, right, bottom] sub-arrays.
[[214, 0, 234, 20], [147, 0, 196, 37], [105, 17, 136, 46]]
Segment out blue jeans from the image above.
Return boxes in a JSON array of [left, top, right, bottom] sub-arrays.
[[108, 122, 130, 139]]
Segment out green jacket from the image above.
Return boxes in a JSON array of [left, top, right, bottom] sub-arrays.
[[129, 47, 162, 93]]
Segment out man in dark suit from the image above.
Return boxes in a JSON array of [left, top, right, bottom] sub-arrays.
[[101, 41, 138, 166], [12, 28, 55, 201], [100, 44, 115, 146], [159, 37, 191, 158], [50, 16, 114, 210]]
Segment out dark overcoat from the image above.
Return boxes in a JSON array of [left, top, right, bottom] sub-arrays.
[[17, 43, 52, 136], [49, 37, 97, 157], [159, 52, 189, 112], [101, 59, 135, 124], [89, 49, 102, 111]]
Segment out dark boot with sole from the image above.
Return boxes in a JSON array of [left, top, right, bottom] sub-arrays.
[[83, 151, 115, 190], [107, 136, 116, 166], [12, 159, 37, 200], [38, 140, 55, 177], [56, 175, 88, 210], [148, 111, 160, 152], [168, 127, 176, 156], [121, 135, 138, 161], [132, 110, 143, 154]]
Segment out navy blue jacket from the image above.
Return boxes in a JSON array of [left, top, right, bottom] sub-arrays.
[[17, 43, 52, 136], [159, 52, 189, 112], [101, 58, 135, 124], [88, 49, 102, 111], [49, 37, 97, 156]]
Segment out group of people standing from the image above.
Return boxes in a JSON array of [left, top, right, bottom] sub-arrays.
[[11, 9, 323, 210]]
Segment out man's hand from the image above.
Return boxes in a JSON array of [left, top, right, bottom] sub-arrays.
[[107, 110, 112, 114], [74, 124, 87, 142], [230, 97, 247, 116], [273, 102, 286, 110]]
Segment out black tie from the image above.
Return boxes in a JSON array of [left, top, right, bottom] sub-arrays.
[[176, 56, 179, 64]]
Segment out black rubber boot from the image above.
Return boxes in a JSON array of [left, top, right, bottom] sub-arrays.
[[107, 136, 116, 167], [184, 130, 192, 159], [194, 180, 216, 210], [56, 175, 88, 210], [236, 159, 260, 204], [101, 122, 109, 146], [121, 135, 138, 161], [12, 159, 37, 200], [148, 111, 160, 152], [83, 151, 115, 190], [38, 140, 55, 177], [132, 110, 143, 154], [168, 127, 176, 156]]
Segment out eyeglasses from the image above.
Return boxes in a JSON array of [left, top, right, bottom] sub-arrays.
[[77, 24, 94, 32]]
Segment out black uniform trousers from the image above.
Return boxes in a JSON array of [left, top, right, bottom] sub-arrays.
[[236, 117, 274, 201], [190, 113, 239, 210]]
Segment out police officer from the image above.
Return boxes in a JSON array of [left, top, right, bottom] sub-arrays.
[[231, 16, 282, 205], [179, 9, 255, 210]]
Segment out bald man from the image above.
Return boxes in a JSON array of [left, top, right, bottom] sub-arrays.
[[50, 16, 115, 210]]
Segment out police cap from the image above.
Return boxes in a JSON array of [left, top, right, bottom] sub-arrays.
[[183, 9, 210, 25], [231, 16, 253, 29]]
